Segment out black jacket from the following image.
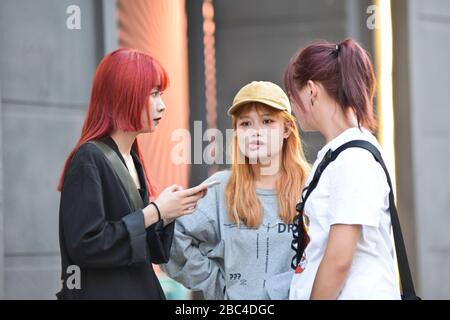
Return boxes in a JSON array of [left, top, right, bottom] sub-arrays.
[[57, 137, 174, 300]]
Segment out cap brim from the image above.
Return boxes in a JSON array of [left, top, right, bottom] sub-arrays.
[[227, 98, 287, 116]]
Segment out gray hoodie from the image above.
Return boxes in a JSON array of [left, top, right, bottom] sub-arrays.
[[161, 170, 295, 300]]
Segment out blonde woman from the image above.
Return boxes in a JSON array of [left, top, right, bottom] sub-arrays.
[[162, 81, 309, 299]]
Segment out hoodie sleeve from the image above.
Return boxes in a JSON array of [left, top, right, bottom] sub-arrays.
[[160, 186, 226, 300]]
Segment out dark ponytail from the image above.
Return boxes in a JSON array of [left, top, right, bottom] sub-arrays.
[[284, 38, 376, 131]]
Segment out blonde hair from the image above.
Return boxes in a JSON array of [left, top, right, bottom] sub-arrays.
[[225, 102, 310, 228]]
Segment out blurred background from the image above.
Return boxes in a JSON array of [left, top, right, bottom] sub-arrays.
[[0, 0, 449, 299]]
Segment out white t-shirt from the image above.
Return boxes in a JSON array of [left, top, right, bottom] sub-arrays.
[[290, 127, 401, 300]]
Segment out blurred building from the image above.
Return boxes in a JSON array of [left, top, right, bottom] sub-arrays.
[[0, 0, 448, 299]]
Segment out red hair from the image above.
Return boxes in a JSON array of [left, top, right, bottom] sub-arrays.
[[57, 48, 169, 197], [284, 38, 376, 131]]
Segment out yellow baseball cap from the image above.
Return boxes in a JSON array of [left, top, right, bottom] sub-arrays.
[[227, 81, 292, 116]]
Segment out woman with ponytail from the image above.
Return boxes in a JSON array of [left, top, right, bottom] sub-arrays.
[[161, 81, 310, 300], [285, 39, 401, 300], [56, 48, 209, 299]]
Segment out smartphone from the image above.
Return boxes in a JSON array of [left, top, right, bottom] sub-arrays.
[[188, 181, 220, 208], [206, 180, 220, 188]]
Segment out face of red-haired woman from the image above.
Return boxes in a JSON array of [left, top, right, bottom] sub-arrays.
[[140, 89, 166, 133]]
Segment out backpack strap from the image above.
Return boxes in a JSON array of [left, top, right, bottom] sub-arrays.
[[291, 140, 419, 300], [88, 140, 145, 211]]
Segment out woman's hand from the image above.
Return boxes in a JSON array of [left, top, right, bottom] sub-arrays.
[[149, 183, 208, 220], [142, 184, 209, 228], [156, 183, 209, 218]]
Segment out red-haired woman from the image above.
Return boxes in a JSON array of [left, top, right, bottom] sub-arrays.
[[285, 39, 401, 300], [56, 48, 208, 300]]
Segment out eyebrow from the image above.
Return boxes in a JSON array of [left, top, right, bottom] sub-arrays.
[[238, 113, 274, 120]]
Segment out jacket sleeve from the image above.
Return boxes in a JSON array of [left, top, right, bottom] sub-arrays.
[[60, 163, 148, 268], [146, 219, 175, 264], [160, 187, 226, 300]]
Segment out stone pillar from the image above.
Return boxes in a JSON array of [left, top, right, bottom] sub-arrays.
[[392, 0, 450, 299]]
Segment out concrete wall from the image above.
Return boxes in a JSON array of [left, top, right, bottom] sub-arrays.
[[393, 0, 450, 299], [0, 0, 117, 299], [0, 59, 4, 300], [187, 0, 209, 187]]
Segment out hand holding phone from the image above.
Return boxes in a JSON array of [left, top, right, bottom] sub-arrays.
[[148, 180, 222, 222]]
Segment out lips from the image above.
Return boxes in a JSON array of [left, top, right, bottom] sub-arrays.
[[248, 140, 264, 150], [153, 117, 162, 122]]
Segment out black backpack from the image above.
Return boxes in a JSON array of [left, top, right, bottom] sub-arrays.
[[291, 140, 420, 300]]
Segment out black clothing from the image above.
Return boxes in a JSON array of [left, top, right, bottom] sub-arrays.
[[57, 137, 174, 300]]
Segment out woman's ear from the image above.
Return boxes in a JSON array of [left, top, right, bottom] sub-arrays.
[[307, 80, 318, 99], [283, 122, 292, 139]]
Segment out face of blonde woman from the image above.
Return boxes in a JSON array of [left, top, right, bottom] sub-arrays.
[[140, 89, 166, 133], [236, 106, 289, 165]]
